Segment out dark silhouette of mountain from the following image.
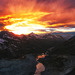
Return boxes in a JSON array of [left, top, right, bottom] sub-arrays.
[[0, 31, 75, 75], [52, 32, 75, 40], [38, 36, 75, 75], [51, 36, 75, 55], [0, 31, 65, 59], [66, 68, 75, 75]]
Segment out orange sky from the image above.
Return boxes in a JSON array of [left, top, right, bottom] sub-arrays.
[[0, 0, 75, 34]]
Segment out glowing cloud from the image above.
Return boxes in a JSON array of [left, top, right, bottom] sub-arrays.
[[4, 12, 50, 34], [0, 0, 75, 34]]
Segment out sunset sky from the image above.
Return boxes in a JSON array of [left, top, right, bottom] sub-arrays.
[[0, 0, 75, 35]]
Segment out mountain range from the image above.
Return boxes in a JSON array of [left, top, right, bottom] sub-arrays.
[[50, 36, 75, 55], [0, 31, 75, 75], [0, 31, 65, 59], [0, 31, 75, 59]]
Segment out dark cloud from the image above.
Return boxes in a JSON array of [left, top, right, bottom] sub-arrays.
[[49, 28, 56, 31], [0, 23, 4, 26], [0, 23, 5, 30], [35, 29, 47, 32], [66, 24, 75, 28], [35, 28, 56, 32], [64, 0, 75, 9], [48, 19, 74, 25], [48, 19, 70, 25], [36, 0, 57, 3], [47, 24, 75, 28]]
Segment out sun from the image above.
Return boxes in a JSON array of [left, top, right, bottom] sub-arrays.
[[5, 25, 46, 35]]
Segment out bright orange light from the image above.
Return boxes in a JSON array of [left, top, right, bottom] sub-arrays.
[[36, 54, 46, 61], [4, 12, 50, 35], [5, 25, 46, 35]]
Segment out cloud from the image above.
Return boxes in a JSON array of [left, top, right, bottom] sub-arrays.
[[0, 23, 5, 30], [64, 0, 75, 9], [0, 0, 36, 15], [0, 0, 75, 15], [0, 0, 75, 32], [35, 28, 56, 32], [36, 0, 57, 3]]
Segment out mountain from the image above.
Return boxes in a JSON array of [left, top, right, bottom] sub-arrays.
[[52, 32, 75, 40], [23, 32, 65, 40], [66, 68, 75, 75], [0, 31, 75, 75], [50, 36, 75, 55], [38, 36, 75, 75], [0, 54, 37, 75], [0, 31, 65, 59]]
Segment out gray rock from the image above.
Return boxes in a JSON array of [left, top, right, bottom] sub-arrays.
[[0, 54, 37, 75]]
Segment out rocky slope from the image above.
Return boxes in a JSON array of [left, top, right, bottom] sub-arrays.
[[52, 32, 75, 40], [0, 54, 37, 75], [0, 31, 75, 75], [39, 36, 75, 75], [0, 31, 65, 59], [50, 36, 75, 55]]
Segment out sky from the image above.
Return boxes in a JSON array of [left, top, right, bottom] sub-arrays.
[[0, 0, 75, 34]]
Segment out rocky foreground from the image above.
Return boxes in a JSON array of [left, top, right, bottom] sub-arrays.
[[0, 31, 75, 75], [0, 54, 37, 75], [44, 55, 75, 75], [0, 54, 75, 75]]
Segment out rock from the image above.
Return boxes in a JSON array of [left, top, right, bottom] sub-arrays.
[[0, 55, 37, 75]]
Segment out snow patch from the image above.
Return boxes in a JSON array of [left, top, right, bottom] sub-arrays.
[[0, 39, 6, 44]]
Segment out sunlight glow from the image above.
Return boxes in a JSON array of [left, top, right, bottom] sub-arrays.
[[1, 11, 75, 35], [4, 12, 50, 35]]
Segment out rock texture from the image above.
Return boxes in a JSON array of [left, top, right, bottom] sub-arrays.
[[0, 54, 37, 75]]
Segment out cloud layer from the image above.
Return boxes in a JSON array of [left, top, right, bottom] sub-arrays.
[[0, 0, 75, 33]]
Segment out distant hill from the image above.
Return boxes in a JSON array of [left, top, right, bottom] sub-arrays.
[[52, 32, 75, 40], [51, 36, 75, 55]]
